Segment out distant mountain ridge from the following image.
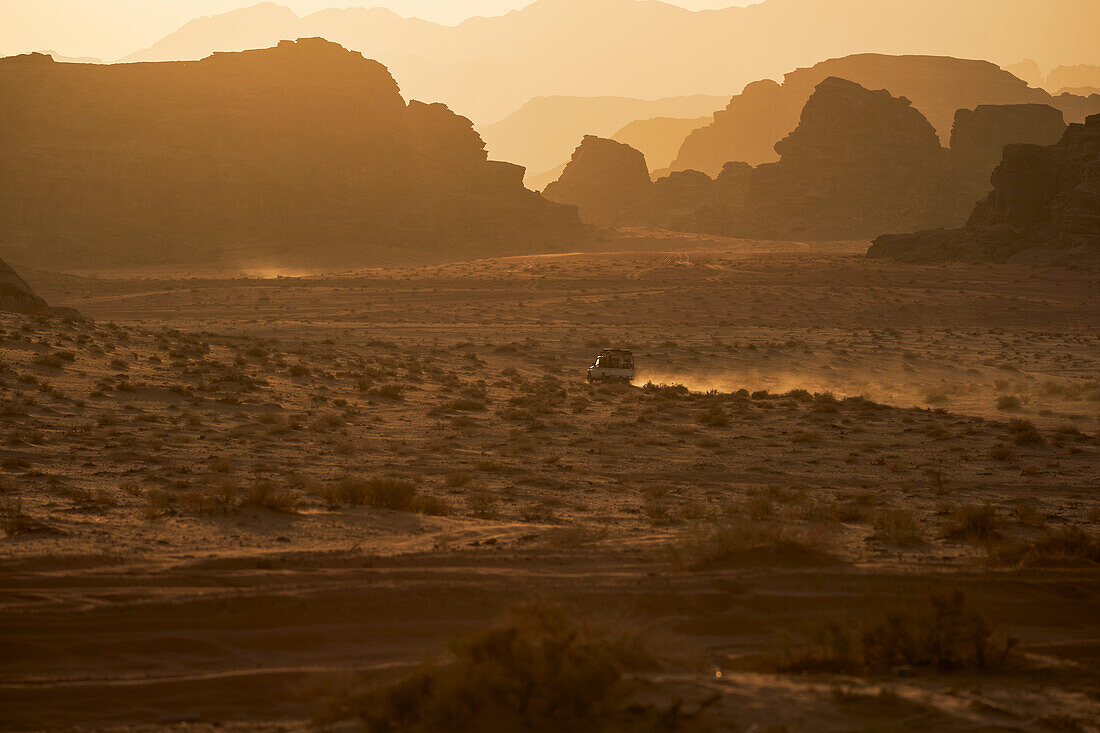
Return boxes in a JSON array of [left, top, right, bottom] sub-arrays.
[[477, 94, 725, 184], [0, 39, 580, 270], [120, 0, 1100, 123]]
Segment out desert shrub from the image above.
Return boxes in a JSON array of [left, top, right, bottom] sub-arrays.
[[242, 479, 298, 512], [322, 476, 417, 511], [991, 526, 1100, 567], [1006, 419, 1045, 446], [791, 431, 821, 444], [319, 603, 659, 732], [366, 384, 404, 401], [640, 382, 689, 399], [996, 395, 1022, 411], [466, 491, 499, 518], [179, 482, 238, 516], [309, 412, 344, 432], [775, 592, 1016, 674], [32, 352, 74, 369], [1011, 501, 1047, 528], [695, 404, 729, 427], [987, 445, 1015, 461], [942, 504, 1002, 542], [365, 478, 417, 510], [669, 520, 840, 570], [289, 364, 310, 377], [869, 509, 924, 546], [411, 495, 453, 517]]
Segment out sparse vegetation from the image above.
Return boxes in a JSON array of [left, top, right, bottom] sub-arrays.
[[319, 602, 663, 732], [772, 592, 1017, 673]]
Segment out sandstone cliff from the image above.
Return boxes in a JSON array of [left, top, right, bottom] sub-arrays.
[[672, 54, 1053, 177], [868, 114, 1100, 262], [0, 39, 581, 269], [948, 104, 1067, 220], [542, 136, 652, 227]]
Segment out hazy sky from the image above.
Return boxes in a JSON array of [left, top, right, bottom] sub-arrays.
[[0, 0, 759, 61]]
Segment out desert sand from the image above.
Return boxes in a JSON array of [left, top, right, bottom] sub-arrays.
[[1, 236, 1097, 731]]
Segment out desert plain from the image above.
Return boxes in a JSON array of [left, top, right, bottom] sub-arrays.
[[1, 234, 1098, 731]]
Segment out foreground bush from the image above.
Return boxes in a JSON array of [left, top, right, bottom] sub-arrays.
[[775, 592, 1017, 674], [320, 603, 663, 732], [991, 526, 1100, 567]]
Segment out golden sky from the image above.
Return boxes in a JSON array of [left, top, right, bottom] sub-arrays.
[[0, 0, 758, 61]]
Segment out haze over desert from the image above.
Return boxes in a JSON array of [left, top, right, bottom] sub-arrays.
[[0, 1, 1098, 731]]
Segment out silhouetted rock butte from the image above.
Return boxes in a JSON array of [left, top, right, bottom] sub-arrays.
[[948, 104, 1066, 220], [673, 54, 1054, 177], [542, 136, 652, 227], [868, 114, 1100, 263], [0, 259, 52, 315], [733, 77, 954, 240], [0, 39, 580, 270]]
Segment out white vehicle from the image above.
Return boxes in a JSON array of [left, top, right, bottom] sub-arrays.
[[587, 348, 635, 383]]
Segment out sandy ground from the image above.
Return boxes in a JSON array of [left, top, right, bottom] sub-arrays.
[[1, 236, 1098, 731]]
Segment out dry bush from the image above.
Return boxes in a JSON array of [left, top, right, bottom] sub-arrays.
[[773, 592, 1016, 674], [869, 509, 924, 547], [1011, 501, 1047, 528], [669, 520, 841, 570], [695, 404, 729, 427], [942, 504, 1002, 543], [318, 603, 663, 732], [990, 526, 1100, 567], [987, 445, 1016, 461], [1006, 419, 1045, 446], [466, 491, 499, 518], [309, 413, 345, 432], [366, 384, 404, 401], [996, 395, 1022, 411], [444, 472, 472, 488], [242, 479, 298, 513]]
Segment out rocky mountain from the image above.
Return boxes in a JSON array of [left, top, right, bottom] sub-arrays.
[[1046, 65, 1100, 94], [868, 114, 1100, 262], [671, 54, 1057, 176], [0, 259, 53, 315], [0, 39, 581, 270], [731, 77, 954, 239], [948, 104, 1066, 221], [477, 94, 726, 185], [612, 116, 714, 176], [542, 136, 652, 227], [119, 0, 1100, 124], [550, 80, 1071, 240]]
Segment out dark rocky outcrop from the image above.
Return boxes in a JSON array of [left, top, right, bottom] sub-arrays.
[[672, 54, 1054, 177], [0, 39, 580, 269], [554, 78, 954, 238], [868, 114, 1100, 262], [731, 77, 954, 239], [0, 259, 52, 315], [948, 104, 1067, 220], [542, 136, 651, 227]]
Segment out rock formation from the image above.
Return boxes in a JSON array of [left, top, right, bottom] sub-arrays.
[[0, 39, 581, 269], [867, 114, 1100, 262], [672, 54, 1054, 176], [610, 115, 714, 174], [0, 259, 52, 315], [542, 136, 652, 227], [477, 94, 727, 185], [948, 104, 1067, 220], [733, 77, 953, 239]]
